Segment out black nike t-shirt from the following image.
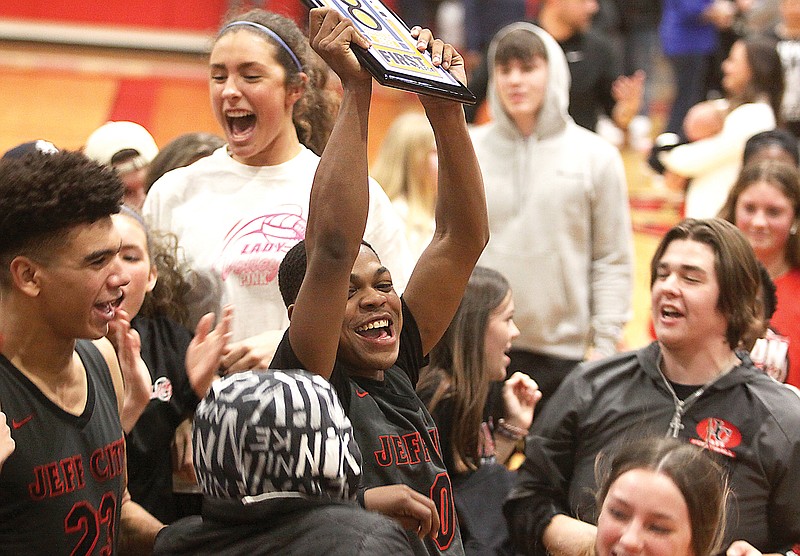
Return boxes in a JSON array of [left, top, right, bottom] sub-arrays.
[[271, 299, 465, 555]]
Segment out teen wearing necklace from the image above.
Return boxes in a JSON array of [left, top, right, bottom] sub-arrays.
[[505, 218, 800, 556]]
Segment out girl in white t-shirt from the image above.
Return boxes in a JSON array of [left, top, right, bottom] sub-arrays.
[[144, 10, 410, 372]]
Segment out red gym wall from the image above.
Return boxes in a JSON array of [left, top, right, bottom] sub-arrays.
[[0, 1, 306, 32]]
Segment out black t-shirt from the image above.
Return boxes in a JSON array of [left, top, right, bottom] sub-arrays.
[[0, 340, 125, 555], [558, 28, 620, 131], [127, 314, 197, 523], [271, 299, 465, 556]]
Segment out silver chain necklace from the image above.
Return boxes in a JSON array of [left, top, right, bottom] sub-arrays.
[[656, 352, 738, 438]]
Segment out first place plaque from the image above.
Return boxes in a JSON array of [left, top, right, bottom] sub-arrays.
[[301, 0, 477, 104]]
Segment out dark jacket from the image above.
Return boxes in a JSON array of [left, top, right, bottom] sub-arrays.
[[505, 342, 800, 555]]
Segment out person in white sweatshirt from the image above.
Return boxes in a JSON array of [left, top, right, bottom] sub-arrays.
[[470, 22, 634, 410]]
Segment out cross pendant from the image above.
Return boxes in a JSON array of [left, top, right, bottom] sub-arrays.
[[668, 413, 684, 438]]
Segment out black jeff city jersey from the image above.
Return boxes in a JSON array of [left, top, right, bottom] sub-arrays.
[[271, 300, 465, 556], [0, 340, 125, 555]]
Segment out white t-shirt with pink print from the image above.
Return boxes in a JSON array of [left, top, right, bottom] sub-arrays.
[[144, 146, 411, 342]]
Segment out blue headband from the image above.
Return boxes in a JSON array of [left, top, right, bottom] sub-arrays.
[[221, 21, 303, 73], [117, 205, 153, 253], [119, 204, 147, 229]]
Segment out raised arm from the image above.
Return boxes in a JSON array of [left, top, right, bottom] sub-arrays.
[[288, 8, 373, 380], [402, 30, 490, 355]]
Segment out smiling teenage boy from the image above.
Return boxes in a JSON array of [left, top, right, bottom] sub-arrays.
[[0, 151, 165, 554], [269, 8, 488, 556], [505, 218, 800, 555]]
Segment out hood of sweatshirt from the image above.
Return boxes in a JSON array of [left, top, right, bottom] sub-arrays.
[[485, 22, 571, 140]]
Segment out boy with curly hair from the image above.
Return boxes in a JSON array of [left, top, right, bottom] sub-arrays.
[[0, 150, 165, 554]]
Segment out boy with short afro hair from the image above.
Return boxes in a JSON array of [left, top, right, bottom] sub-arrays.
[[269, 8, 488, 556]]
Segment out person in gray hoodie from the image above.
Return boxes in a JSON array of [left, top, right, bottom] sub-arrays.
[[471, 22, 634, 411]]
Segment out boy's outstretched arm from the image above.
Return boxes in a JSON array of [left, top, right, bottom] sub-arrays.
[[288, 8, 373, 380], [402, 31, 489, 355]]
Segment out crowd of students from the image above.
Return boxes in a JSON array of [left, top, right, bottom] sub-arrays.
[[1, 2, 800, 555]]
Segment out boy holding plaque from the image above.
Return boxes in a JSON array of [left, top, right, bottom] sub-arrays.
[[271, 7, 488, 556]]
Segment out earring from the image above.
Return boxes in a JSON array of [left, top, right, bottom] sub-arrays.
[[791, 223, 798, 235]]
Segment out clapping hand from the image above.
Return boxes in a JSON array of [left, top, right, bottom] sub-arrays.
[[502, 371, 542, 430], [186, 305, 234, 398], [108, 309, 151, 433]]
